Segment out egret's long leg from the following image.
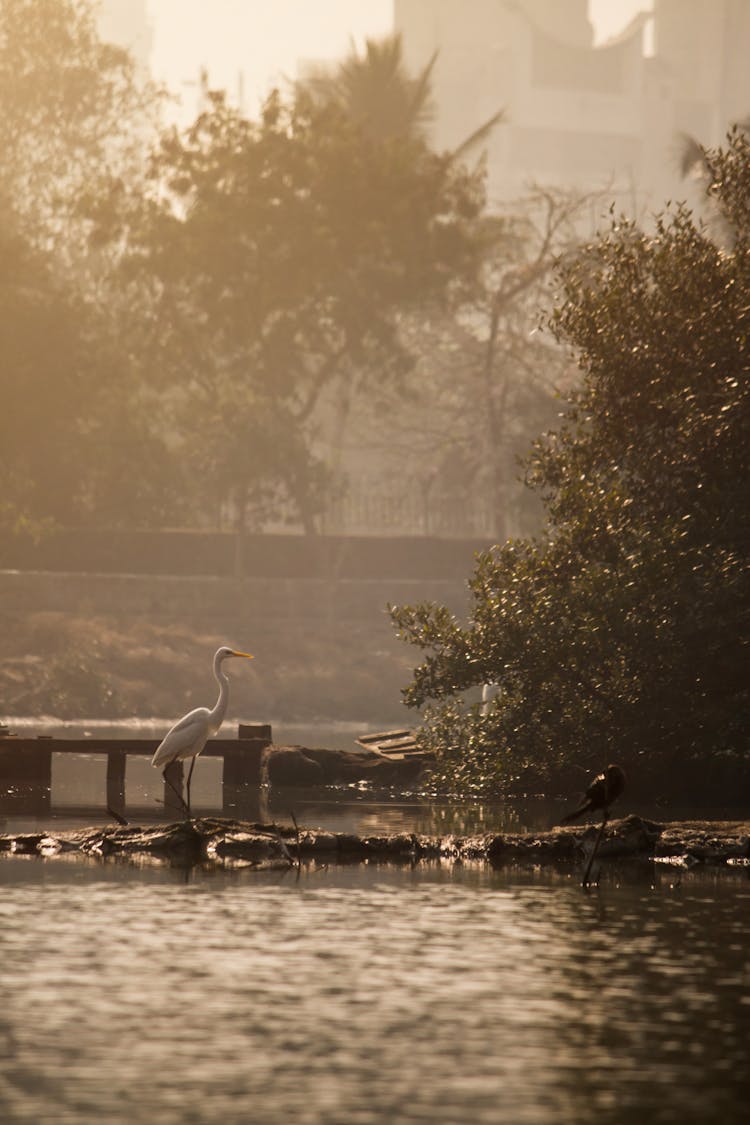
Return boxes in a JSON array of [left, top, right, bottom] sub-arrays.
[[185, 757, 196, 819], [162, 767, 188, 815]]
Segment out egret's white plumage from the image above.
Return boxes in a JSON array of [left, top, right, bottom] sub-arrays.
[[152, 646, 254, 813]]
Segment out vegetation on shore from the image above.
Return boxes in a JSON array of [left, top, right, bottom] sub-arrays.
[[3, 3, 748, 802], [391, 132, 750, 794], [1, 3, 590, 542], [3, 815, 750, 875]]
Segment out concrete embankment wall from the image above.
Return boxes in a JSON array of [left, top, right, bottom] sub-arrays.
[[0, 568, 470, 626], [0, 528, 493, 582]]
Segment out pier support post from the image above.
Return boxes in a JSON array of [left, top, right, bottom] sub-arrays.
[[222, 724, 271, 817], [0, 738, 52, 815], [106, 750, 127, 814]]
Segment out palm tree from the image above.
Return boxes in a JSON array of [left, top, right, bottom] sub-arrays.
[[300, 33, 436, 143], [299, 32, 503, 156]]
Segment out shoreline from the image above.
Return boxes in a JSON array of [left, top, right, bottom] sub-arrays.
[[2, 814, 749, 874]]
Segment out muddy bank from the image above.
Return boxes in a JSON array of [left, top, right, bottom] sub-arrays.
[[2, 815, 749, 872]]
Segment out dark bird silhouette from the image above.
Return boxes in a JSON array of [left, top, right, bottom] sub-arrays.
[[560, 764, 626, 825]]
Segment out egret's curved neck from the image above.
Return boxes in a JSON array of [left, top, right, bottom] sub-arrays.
[[208, 656, 231, 733]]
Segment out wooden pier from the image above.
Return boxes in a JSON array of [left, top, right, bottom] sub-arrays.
[[0, 723, 272, 817]]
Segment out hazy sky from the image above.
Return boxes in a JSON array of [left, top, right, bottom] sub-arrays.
[[146, 1, 653, 122]]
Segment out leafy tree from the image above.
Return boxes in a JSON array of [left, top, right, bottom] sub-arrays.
[[390, 131, 750, 795], [0, 199, 183, 535], [0, 0, 160, 258], [123, 86, 486, 532], [0, 0, 180, 532], [298, 32, 503, 163], [0, 206, 86, 533], [293, 33, 509, 537], [330, 186, 598, 540]]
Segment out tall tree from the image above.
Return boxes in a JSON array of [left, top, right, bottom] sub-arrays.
[[0, 0, 160, 259], [326, 186, 598, 540], [298, 32, 503, 158], [124, 86, 486, 532], [390, 131, 750, 795], [0, 206, 86, 532], [299, 32, 437, 143], [0, 0, 178, 532]]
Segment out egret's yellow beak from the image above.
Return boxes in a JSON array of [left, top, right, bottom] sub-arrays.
[[231, 650, 254, 659]]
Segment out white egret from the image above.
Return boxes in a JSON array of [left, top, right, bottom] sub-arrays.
[[151, 646, 254, 816]]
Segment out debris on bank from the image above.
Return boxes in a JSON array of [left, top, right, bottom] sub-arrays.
[[1, 815, 749, 872]]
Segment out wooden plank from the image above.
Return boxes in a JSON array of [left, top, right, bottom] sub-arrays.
[[356, 728, 423, 761], [0, 725, 275, 816], [0, 736, 259, 758], [373, 750, 422, 762], [0, 736, 157, 757], [372, 737, 418, 751], [356, 728, 412, 747]]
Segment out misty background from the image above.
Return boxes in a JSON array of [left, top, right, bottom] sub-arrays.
[[1, 0, 745, 731]]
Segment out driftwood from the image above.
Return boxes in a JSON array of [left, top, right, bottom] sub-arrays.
[[1, 814, 749, 872], [262, 744, 427, 787]]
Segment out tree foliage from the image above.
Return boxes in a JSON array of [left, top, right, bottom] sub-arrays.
[[0, 198, 182, 534], [0, 0, 179, 533], [0, 208, 87, 531], [298, 32, 437, 143], [332, 186, 595, 540], [123, 86, 486, 531], [1, 4, 488, 536], [0, 0, 160, 255], [391, 132, 750, 794]]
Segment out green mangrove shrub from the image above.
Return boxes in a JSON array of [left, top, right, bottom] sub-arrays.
[[391, 132, 750, 794]]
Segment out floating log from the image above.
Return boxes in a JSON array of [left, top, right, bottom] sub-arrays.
[[1, 815, 749, 872]]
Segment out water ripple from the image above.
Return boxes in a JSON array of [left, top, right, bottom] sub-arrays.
[[0, 866, 748, 1124]]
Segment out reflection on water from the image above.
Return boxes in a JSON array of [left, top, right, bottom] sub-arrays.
[[0, 789, 571, 840], [3, 720, 750, 1122], [1, 860, 748, 1125], [4, 718, 746, 832], [263, 788, 563, 836]]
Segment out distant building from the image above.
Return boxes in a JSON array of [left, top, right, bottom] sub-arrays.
[[394, 0, 750, 218], [317, 2, 750, 538], [655, 0, 750, 140]]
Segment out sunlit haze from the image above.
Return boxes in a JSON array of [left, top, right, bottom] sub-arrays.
[[147, 0, 653, 121], [147, 0, 394, 119]]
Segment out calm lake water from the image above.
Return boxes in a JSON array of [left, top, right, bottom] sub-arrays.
[[2, 832, 749, 1124], [2, 720, 749, 1122]]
